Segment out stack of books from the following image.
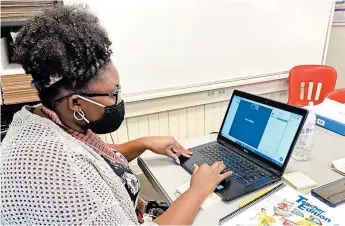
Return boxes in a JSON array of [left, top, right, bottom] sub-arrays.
[[1, 63, 39, 105], [1, 0, 57, 23]]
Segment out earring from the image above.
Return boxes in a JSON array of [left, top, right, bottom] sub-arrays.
[[74, 110, 90, 123]]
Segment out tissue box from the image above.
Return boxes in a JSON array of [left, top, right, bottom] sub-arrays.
[[313, 98, 345, 136]]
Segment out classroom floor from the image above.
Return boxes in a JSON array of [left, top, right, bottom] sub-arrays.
[[131, 164, 163, 201], [137, 172, 163, 201]]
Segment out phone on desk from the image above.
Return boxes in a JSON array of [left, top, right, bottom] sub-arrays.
[[311, 178, 345, 207]]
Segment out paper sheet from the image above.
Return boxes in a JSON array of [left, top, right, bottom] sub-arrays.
[[176, 182, 221, 210]]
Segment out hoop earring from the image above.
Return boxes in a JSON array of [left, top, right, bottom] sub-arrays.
[[74, 110, 89, 123]]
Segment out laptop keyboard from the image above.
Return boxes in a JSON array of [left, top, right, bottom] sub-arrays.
[[197, 144, 272, 186]]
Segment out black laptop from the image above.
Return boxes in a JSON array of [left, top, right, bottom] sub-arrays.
[[179, 90, 308, 201]]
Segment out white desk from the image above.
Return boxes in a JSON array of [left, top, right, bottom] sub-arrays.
[[138, 127, 345, 225]]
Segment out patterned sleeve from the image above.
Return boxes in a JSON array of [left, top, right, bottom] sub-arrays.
[[0, 138, 155, 225]]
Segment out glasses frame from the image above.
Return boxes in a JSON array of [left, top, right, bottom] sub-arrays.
[[55, 85, 121, 105]]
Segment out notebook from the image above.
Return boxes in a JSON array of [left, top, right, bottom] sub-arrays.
[[219, 183, 344, 225], [331, 158, 345, 176]]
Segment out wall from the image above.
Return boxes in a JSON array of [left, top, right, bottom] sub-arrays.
[[99, 77, 289, 167], [326, 26, 345, 88], [101, 90, 287, 144]]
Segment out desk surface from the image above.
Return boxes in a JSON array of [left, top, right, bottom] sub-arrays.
[[138, 127, 345, 225]]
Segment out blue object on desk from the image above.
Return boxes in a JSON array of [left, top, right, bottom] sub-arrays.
[[315, 114, 345, 136]]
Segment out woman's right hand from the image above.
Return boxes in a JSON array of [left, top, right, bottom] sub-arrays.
[[153, 161, 232, 225], [189, 161, 232, 199]]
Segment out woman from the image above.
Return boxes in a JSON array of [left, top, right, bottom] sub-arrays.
[[0, 5, 232, 225]]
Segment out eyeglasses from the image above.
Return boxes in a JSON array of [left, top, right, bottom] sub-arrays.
[[55, 85, 122, 105]]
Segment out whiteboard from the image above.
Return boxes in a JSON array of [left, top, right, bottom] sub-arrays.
[[68, 0, 333, 95]]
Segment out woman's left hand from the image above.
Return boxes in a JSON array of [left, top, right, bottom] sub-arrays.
[[142, 136, 192, 164]]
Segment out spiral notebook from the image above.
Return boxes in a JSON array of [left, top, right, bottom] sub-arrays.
[[219, 183, 343, 225]]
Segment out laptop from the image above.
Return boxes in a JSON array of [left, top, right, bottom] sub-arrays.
[[179, 90, 308, 201]]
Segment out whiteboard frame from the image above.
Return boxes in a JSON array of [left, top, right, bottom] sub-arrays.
[[322, 0, 337, 64]]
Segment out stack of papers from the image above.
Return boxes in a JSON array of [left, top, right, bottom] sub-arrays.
[[1, 64, 39, 105], [282, 172, 318, 191], [1, 0, 57, 22]]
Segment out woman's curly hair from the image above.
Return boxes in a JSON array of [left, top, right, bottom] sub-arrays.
[[13, 5, 112, 108]]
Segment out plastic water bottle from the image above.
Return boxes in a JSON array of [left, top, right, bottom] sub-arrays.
[[292, 102, 316, 161]]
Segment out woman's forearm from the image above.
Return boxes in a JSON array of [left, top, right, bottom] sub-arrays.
[[108, 137, 149, 161], [153, 188, 205, 225]]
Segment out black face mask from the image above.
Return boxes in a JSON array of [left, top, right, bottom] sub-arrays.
[[88, 101, 125, 134]]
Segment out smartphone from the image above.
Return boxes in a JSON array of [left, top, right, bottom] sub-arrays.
[[311, 178, 345, 207]]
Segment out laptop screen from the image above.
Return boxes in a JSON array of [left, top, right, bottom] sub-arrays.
[[220, 95, 303, 167]]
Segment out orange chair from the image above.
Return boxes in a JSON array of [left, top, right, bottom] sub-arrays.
[[326, 88, 345, 104], [287, 65, 337, 106]]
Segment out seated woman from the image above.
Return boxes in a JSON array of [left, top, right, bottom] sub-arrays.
[[0, 5, 232, 225]]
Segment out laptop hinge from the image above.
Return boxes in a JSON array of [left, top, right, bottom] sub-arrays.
[[218, 139, 282, 176]]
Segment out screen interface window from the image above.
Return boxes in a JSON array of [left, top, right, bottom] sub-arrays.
[[221, 95, 303, 167]]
